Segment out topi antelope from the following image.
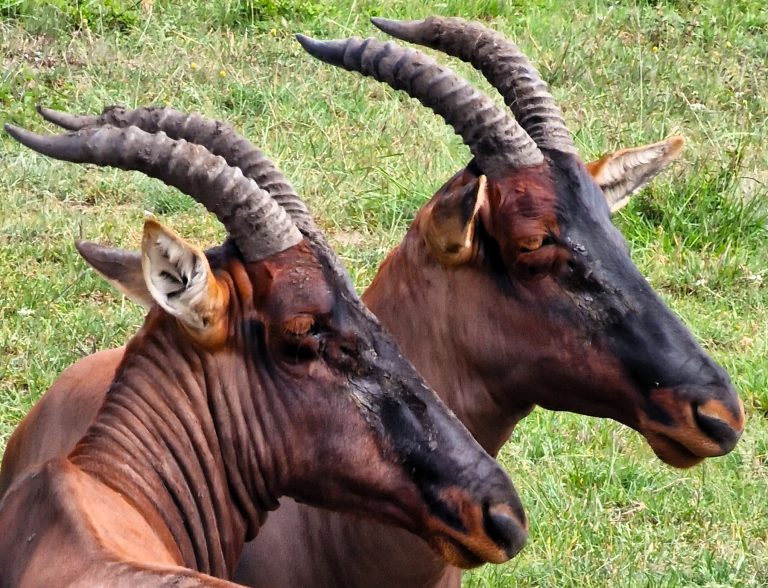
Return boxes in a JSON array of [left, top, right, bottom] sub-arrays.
[[0, 113, 528, 586], [251, 18, 742, 587], [0, 16, 745, 588], [295, 15, 744, 466]]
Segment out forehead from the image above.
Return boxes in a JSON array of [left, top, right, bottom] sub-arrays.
[[487, 157, 619, 233], [255, 246, 335, 318], [544, 160, 636, 277], [549, 157, 613, 221], [488, 166, 559, 225], [547, 158, 628, 246], [464, 165, 563, 249]]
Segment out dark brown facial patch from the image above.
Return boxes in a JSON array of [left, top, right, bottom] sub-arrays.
[[483, 166, 570, 278]]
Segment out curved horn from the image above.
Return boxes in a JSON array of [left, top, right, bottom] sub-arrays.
[[296, 34, 543, 176], [5, 123, 302, 261], [371, 17, 577, 154], [36, 105, 316, 233]]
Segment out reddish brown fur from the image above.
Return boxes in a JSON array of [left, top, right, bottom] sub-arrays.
[[0, 347, 124, 496], [483, 166, 559, 244], [234, 155, 742, 587], [481, 168, 573, 278]]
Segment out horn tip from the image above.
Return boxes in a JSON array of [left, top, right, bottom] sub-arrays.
[[295, 33, 323, 56], [5, 123, 57, 153], [295, 33, 347, 64], [36, 104, 57, 117], [370, 16, 394, 28], [35, 104, 93, 131], [4, 123, 26, 141], [370, 16, 422, 39], [36, 105, 59, 123], [294, 33, 314, 48]]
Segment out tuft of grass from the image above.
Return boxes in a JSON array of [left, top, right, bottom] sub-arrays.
[[1, 0, 140, 34], [621, 161, 768, 255], [227, 0, 329, 25]]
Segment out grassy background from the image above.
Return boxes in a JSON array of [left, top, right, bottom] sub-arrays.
[[1, 0, 766, 585]]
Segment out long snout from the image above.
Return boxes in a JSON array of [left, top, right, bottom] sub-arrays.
[[384, 390, 528, 567], [360, 328, 528, 565]]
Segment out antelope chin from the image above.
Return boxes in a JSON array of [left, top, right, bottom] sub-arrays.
[[638, 386, 744, 468], [428, 535, 499, 569], [644, 431, 706, 469]]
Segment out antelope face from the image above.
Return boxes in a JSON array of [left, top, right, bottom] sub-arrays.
[[418, 159, 743, 468]]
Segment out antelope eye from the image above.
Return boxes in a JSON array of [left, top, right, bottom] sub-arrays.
[[281, 314, 316, 337], [517, 234, 554, 253], [277, 314, 323, 364]]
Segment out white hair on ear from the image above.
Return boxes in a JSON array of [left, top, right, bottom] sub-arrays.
[[141, 220, 215, 330], [588, 136, 685, 213]]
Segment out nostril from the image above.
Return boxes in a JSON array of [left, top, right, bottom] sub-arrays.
[[482, 503, 527, 559], [694, 405, 741, 450]]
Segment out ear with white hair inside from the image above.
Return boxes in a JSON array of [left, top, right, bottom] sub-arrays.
[[587, 136, 685, 213], [141, 218, 228, 335]]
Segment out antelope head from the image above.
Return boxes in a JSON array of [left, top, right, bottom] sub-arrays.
[[297, 17, 744, 467]]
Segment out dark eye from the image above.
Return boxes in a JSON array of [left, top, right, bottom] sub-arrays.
[[281, 315, 316, 337], [517, 234, 555, 253], [278, 315, 322, 363]]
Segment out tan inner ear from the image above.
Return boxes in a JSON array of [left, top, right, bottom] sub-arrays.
[[141, 219, 228, 342], [422, 175, 488, 266], [587, 136, 685, 213]]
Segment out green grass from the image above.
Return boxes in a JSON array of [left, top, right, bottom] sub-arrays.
[[1, 0, 767, 585]]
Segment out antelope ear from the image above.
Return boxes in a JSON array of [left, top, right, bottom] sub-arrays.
[[75, 240, 152, 308], [587, 136, 685, 213], [141, 218, 227, 334], [421, 174, 489, 265]]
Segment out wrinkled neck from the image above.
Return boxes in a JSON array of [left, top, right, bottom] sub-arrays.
[[70, 318, 281, 579], [363, 232, 528, 457]]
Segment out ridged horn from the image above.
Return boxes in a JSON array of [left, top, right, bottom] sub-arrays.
[[36, 105, 316, 233], [5, 123, 302, 261], [371, 16, 577, 154], [296, 34, 543, 175]]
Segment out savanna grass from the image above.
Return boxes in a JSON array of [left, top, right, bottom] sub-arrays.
[[1, 0, 766, 585]]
